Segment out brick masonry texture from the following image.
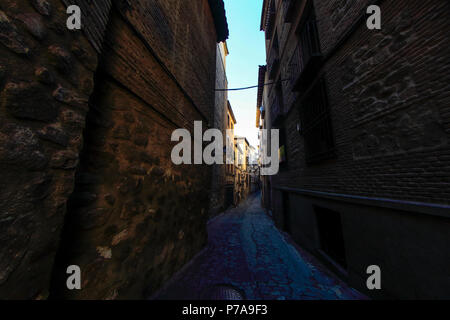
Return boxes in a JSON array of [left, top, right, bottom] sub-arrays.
[[273, 0, 450, 205], [0, 0, 222, 299], [0, 0, 102, 299], [209, 44, 227, 216], [262, 0, 450, 298]]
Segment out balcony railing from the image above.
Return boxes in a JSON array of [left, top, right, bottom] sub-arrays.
[[290, 19, 322, 91]]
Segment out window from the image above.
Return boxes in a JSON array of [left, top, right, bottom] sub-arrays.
[[299, 79, 335, 164], [315, 206, 347, 269], [278, 126, 287, 165], [291, 3, 322, 91], [299, 10, 321, 66], [268, 32, 280, 80]]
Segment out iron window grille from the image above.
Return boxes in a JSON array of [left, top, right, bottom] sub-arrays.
[[270, 81, 285, 125], [299, 79, 336, 164], [292, 4, 322, 91]]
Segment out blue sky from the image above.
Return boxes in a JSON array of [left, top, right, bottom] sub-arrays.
[[223, 0, 266, 148]]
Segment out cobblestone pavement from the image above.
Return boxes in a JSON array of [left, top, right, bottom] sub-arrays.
[[154, 193, 366, 300]]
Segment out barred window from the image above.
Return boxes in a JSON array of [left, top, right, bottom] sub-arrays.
[[278, 126, 287, 166], [291, 2, 322, 92], [299, 79, 336, 164]]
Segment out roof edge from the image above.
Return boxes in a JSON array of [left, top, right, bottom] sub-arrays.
[[208, 0, 229, 42], [227, 100, 237, 124]]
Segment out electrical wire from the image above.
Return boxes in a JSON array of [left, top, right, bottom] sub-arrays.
[[215, 79, 290, 91]]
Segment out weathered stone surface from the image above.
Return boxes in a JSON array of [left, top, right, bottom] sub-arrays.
[[118, 177, 142, 195], [30, 0, 217, 301], [129, 166, 147, 175], [27, 173, 53, 201], [1, 82, 58, 121], [104, 193, 116, 205], [35, 67, 54, 85], [30, 0, 52, 17], [0, 123, 48, 170], [0, 0, 104, 300], [53, 85, 89, 110], [17, 13, 46, 40], [96, 246, 112, 259], [123, 112, 134, 123], [112, 125, 130, 140], [71, 40, 98, 72], [133, 135, 148, 147], [111, 229, 129, 246], [38, 125, 69, 147], [140, 152, 160, 165], [61, 109, 86, 131], [150, 167, 165, 178], [0, 217, 32, 285], [0, 11, 30, 55], [50, 150, 79, 169], [48, 45, 73, 74]]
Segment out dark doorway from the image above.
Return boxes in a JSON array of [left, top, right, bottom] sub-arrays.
[[225, 185, 234, 209], [314, 206, 347, 269]]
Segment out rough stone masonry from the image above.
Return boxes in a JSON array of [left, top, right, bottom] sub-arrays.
[[0, 0, 228, 299]]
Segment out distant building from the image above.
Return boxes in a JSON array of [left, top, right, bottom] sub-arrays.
[[258, 0, 450, 299], [235, 136, 251, 200], [234, 138, 244, 205], [248, 145, 261, 193], [210, 41, 230, 216], [225, 101, 237, 208]]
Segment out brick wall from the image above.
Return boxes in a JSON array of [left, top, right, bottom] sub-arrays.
[[262, 0, 450, 298], [50, 0, 218, 299], [271, 0, 450, 205], [209, 43, 227, 215]]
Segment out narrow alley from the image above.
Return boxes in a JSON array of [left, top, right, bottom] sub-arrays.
[[154, 193, 364, 300], [0, 0, 449, 303]]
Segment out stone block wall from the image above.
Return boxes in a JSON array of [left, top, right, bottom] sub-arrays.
[[0, 0, 108, 299], [1, 0, 221, 299]]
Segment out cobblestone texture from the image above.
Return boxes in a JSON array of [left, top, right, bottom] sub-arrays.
[[154, 193, 365, 300]]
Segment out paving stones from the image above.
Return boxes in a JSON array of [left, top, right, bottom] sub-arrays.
[[154, 193, 366, 300]]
